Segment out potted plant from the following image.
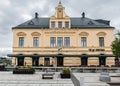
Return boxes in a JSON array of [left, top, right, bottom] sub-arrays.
[[13, 65, 35, 74], [60, 67, 71, 78]]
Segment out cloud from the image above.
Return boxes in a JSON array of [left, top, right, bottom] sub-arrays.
[[0, 0, 120, 55]]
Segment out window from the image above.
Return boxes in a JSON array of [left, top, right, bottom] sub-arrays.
[[64, 37, 70, 47], [51, 21, 55, 28], [58, 37, 63, 47], [99, 37, 104, 47], [65, 22, 69, 28], [50, 37, 56, 47], [19, 37, 24, 47], [33, 37, 39, 47], [58, 21, 62, 28], [81, 37, 87, 47]]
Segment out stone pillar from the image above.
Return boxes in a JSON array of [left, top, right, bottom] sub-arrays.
[[50, 57, 53, 65], [53, 57, 57, 67], [106, 57, 115, 66], [24, 57, 32, 66], [88, 57, 99, 66], [12, 57, 17, 66], [39, 57, 44, 66]]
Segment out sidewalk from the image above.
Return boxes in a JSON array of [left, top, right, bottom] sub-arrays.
[[0, 72, 74, 86], [73, 73, 120, 86]]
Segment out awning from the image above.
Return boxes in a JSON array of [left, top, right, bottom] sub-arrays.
[[7, 54, 116, 58]]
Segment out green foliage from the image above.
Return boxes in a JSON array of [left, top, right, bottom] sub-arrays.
[[62, 67, 70, 74], [15, 65, 34, 69], [111, 32, 120, 57]]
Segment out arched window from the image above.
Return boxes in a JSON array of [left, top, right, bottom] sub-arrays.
[[31, 32, 41, 47], [79, 32, 89, 47], [97, 32, 106, 47], [17, 32, 26, 47]]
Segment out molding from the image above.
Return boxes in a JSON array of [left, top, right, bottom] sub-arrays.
[[31, 32, 41, 36], [16, 32, 26, 36], [96, 32, 106, 36], [79, 32, 89, 36]]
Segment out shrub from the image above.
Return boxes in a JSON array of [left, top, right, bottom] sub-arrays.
[[62, 67, 70, 74]]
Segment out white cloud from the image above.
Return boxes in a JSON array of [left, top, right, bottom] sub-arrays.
[[0, 0, 120, 55]]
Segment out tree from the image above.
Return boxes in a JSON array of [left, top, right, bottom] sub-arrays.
[[111, 32, 120, 66]]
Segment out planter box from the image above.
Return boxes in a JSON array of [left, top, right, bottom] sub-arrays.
[[60, 73, 71, 78], [0, 65, 5, 71], [13, 69, 35, 74]]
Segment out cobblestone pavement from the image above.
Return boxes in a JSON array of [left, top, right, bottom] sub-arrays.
[[0, 72, 74, 86], [73, 73, 120, 86]]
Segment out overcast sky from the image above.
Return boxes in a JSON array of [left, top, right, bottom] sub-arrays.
[[0, 0, 120, 56]]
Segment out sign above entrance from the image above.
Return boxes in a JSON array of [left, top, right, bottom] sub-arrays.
[[89, 48, 105, 52]]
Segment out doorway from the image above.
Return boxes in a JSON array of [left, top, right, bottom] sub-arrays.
[[81, 58, 88, 66], [99, 57, 106, 66], [57, 57, 63, 66], [18, 57, 24, 66], [44, 58, 50, 66], [32, 58, 39, 66]]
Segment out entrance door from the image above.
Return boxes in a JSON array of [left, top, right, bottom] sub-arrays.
[[57, 57, 63, 66], [44, 58, 50, 66], [81, 58, 88, 66], [32, 58, 39, 66], [18, 57, 24, 66], [99, 57, 106, 66]]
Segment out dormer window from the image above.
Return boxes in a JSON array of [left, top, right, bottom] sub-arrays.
[[59, 10, 62, 12], [65, 22, 69, 28], [51, 21, 55, 28], [58, 21, 62, 28]]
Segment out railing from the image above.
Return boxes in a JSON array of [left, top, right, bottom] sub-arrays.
[[5, 66, 120, 73]]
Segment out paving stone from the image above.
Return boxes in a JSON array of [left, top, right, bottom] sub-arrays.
[[0, 72, 74, 86]]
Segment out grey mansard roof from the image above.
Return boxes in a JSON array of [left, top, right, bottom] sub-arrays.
[[13, 17, 113, 29]]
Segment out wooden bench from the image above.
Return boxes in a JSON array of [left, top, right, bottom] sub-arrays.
[[42, 73, 54, 79], [107, 82, 120, 86]]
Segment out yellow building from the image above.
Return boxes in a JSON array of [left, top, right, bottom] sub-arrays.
[[9, 2, 115, 67]]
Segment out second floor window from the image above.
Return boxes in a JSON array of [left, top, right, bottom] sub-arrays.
[[19, 37, 24, 47], [64, 37, 70, 47], [33, 37, 39, 47], [50, 37, 56, 47], [81, 37, 87, 47], [58, 21, 62, 28], [58, 37, 63, 47], [65, 22, 69, 28], [99, 37, 104, 47], [51, 21, 55, 28]]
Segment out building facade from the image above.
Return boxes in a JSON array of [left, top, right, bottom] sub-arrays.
[[10, 2, 115, 67]]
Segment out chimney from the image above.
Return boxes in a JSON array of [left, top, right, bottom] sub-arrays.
[[82, 12, 85, 18], [35, 12, 38, 18]]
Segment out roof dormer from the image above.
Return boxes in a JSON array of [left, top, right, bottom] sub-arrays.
[[51, 1, 69, 19]]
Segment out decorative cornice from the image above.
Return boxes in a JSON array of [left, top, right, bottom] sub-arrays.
[[31, 32, 41, 36], [96, 32, 106, 36], [16, 32, 26, 36], [79, 32, 89, 36]]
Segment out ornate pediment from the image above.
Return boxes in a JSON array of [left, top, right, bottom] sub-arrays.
[[17, 32, 26, 36], [79, 32, 89, 36], [31, 32, 41, 36], [96, 32, 106, 36]]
